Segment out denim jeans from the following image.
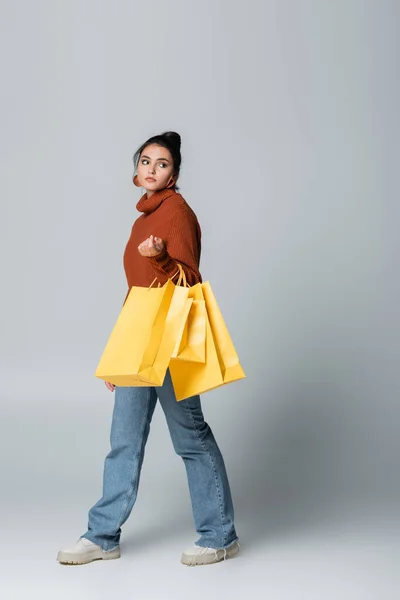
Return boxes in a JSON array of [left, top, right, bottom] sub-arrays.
[[80, 369, 238, 551]]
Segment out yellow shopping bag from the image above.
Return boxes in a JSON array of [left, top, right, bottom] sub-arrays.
[[169, 282, 245, 401], [171, 280, 206, 363], [95, 265, 189, 386], [201, 281, 246, 384]]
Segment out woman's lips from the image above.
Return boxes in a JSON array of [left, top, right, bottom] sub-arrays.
[[145, 177, 156, 181]]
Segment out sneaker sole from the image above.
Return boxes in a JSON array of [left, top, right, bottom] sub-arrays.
[[181, 541, 240, 566], [57, 547, 120, 565]]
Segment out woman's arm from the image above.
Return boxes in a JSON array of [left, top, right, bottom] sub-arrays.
[[147, 207, 202, 286]]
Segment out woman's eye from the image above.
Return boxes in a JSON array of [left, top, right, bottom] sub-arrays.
[[141, 159, 167, 168]]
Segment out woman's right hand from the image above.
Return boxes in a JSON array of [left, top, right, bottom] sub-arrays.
[[105, 381, 116, 392]]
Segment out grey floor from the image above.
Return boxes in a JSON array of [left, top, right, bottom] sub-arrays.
[[3, 500, 397, 600], [2, 397, 399, 600]]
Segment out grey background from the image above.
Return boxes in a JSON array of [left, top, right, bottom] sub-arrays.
[[0, 0, 398, 598]]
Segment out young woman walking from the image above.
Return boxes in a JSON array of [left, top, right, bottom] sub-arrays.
[[57, 131, 240, 567]]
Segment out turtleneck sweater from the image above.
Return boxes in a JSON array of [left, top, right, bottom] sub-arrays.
[[122, 186, 202, 303]]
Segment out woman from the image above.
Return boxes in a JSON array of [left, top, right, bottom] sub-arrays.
[[57, 131, 240, 567]]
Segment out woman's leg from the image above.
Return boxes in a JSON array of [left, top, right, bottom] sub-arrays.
[[156, 370, 238, 550], [80, 385, 158, 551]]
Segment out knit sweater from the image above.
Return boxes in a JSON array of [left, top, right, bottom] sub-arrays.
[[122, 186, 202, 303]]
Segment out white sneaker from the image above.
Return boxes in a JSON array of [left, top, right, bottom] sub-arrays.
[[57, 537, 120, 565], [181, 540, 240, 566]]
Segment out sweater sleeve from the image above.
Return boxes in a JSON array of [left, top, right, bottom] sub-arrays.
[[147, 207, 202, 286]]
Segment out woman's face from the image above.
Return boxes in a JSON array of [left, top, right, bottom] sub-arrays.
[[136, 144, 174, 192]]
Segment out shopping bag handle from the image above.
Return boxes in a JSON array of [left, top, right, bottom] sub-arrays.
[[148, 263, 189, 290], [171, 263, 189, 287], [148, 277, 161, 289]]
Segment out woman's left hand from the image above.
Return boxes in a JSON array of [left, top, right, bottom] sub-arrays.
[[138, 235, 165, 257]]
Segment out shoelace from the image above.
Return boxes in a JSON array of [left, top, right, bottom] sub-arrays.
[[194, 541, 240, 563]]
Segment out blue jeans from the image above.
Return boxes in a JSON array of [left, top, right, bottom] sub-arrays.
[[80, 370, 238, 551]]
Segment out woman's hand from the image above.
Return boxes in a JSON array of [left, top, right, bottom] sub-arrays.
[[105, 382, 115, 392], [138, 234, 165, 257]]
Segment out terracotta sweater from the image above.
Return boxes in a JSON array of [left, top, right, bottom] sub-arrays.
[[122, 186, 202, 303]]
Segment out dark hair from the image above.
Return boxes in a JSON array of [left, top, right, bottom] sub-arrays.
[[133, 131, 182, 192]]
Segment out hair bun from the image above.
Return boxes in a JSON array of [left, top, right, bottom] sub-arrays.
[[163, 131, 181, 149]]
